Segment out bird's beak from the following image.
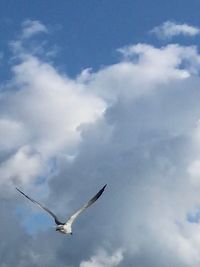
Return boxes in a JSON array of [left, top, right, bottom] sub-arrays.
[[70, 232, 73, 235]]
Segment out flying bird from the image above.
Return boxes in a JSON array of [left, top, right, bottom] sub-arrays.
[[16, 184, 107, 235]]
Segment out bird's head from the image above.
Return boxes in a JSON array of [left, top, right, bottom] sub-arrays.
[[55, 225, 64, 232]]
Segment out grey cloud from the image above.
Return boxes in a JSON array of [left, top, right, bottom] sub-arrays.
[[44, 77, 200, 266]]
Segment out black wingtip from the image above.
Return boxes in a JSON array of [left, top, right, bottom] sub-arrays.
[[102, 184, 107, 190], [16, 187, 23, 194], [99, 184, 107, 195]]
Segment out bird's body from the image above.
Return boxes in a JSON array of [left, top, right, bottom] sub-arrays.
[[56, 223, 72, 235], [16, 185, 106, 235]]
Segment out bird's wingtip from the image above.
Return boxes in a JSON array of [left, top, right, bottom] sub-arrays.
[[103, 184, 107, 190], [16, 187, 24, 195], [16, 187, 22, 192]]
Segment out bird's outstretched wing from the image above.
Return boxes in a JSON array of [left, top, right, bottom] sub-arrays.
[[66, 184, 107, 226], [16, 188, 63, 225]]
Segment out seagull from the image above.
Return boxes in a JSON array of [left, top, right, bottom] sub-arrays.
[[16, 184, 107, 235]]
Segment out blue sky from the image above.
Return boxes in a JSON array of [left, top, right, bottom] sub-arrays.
[[2, 1, 200, 267], [1, 0, 200, 78]]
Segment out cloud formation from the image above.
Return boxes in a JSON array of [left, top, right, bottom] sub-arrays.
[[2, 20, 200, 267], [151, 21, 200, 39], [80, 249, 123, 267], [21, 20, 48, 39], [0, 21, 105, 190]]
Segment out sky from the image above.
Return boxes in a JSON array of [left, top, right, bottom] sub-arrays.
[[2, 1, 200, 266]]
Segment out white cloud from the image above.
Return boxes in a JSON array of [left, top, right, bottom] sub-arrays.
[[151, 21, 200, 39], [88, 43, 200, 103], [80, 249, 123, 267], [10, 55, 105, 157], [21, 20, 48, 39], [0, 118, 27, 150], [2, 22, 200, 193], [0, 146, 44, 187], [0, 25, 106, 188], [188, 160, 200, 183]]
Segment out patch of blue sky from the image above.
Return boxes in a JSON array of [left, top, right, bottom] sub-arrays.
[[35, 157, 58, 186], [35, 174, 48, 186], [187, 209, 200, 224], [1, 0, 200, 80], [15, 203, 53, 235], [23, 213, 53, 235], [15, 158, 59, 234], [48, 157, 59, 175]]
